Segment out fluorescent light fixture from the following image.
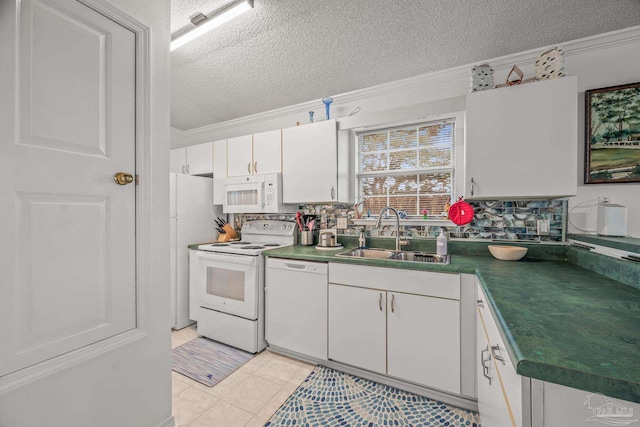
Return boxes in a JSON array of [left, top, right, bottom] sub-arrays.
[[170, 0, 254, 51]]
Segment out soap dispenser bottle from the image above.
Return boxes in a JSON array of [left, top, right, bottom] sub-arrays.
[[437, 229, 448, 256], [358, 229, 366, 249]]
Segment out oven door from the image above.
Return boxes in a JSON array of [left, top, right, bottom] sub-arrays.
[[194, 251, 259, 320]]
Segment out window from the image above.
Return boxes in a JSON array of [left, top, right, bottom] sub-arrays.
[[356, 119, 455, 217]]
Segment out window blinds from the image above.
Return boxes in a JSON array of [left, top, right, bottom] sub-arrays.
[[357, 119, 454, 216]]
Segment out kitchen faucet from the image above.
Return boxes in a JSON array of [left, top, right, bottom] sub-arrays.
[[374, 206, 408, 251]]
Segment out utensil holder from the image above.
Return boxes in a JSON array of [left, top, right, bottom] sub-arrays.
[[222, 224, 238, 240], [300, 230, 314, 246]]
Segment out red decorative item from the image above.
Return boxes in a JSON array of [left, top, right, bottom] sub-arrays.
[[448, 197, 474, 225]]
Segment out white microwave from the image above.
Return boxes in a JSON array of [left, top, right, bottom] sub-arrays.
[[222, 173, 284, 213]]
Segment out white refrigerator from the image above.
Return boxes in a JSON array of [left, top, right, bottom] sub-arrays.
[[170, 173, 222, 329]]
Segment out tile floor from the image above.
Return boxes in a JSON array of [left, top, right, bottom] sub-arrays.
[[171, 326, 314, 427]]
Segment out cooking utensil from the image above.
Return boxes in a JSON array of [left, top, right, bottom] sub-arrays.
[[295, 212, 304, 232]]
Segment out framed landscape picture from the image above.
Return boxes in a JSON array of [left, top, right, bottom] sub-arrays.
[[585, 82, 640, 184]]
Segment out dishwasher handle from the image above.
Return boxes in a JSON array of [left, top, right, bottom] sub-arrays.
[[285, 263, 307, 270], [267, 259, 328, 275]]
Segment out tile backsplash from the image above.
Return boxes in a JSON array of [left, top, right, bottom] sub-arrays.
[[234, 199, 567, 243]]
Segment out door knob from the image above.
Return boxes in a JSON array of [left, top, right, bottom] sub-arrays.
[[113, 172, 134, 185]]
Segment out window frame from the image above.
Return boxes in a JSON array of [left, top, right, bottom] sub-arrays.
[[354, 112, 464, 218]]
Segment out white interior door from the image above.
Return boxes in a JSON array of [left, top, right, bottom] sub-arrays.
[[0, 0, 136, 376]]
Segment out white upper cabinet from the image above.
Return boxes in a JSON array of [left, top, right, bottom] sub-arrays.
[[169, 148, 186, 174], [187, 142, 214, 175], [226, 134, 253, 177], [227, 130, 282, 177], [282, 120, 338, 203], [212, 139, 227, 205], [253, 129, 282, 174], [465, 76, 578, 199], [170, 142, 214, 175]]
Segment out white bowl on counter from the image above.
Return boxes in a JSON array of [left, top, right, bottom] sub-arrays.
[[488, 245, 528, 261]]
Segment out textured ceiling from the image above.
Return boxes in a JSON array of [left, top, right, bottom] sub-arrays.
[[170, 0, 640, 131]]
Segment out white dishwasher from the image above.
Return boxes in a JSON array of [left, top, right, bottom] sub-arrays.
[[265, 258, 328, 360]]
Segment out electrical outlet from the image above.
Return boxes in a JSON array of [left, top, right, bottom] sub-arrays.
[[597, 196, 610, 203], [337, 217, 348, 229], [537, 219, 550, 235]]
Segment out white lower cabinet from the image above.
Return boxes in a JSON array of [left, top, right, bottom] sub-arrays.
[[477, 283, 520, 427], [328, 263, 461, 394], [328, 284, 387, 374], [388, 291, 460, 394], [476, 280, 640, 426], [265, 258, 328, 360]]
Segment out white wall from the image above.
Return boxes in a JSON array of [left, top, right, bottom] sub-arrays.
[[0, 1, 173, 426], [178, 26, 640, 238]]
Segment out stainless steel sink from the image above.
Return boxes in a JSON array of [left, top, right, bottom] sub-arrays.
[[388, 251, 450, 264], [336, 248, 395, 259], [336, 248, 450, 264]]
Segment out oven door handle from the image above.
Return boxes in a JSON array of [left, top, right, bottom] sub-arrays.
[[196, 251, 257, 266]]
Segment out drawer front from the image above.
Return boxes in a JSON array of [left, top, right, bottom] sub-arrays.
[[329, 263, 460, 300]]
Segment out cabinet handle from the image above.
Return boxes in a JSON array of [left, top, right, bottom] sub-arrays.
[[254, 161, 258, 174], [378, 293, 383, 311], [481, 345, 492, 385], [331, 186, 335, 200], [391, 294, 395, 313], [471, 178, 475, 196], [477, 299, 484, 308], [186, 164, 190, 174], [491, 345, 506, 365], [182, 165, 186, 174], [247, 162, 251, 174]]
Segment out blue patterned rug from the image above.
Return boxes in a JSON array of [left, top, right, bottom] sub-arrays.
[[266, 366, 480, 427], [172, 337, 254, 387]]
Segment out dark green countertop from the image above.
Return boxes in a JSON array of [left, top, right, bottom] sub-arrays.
[[263, 244, 640, 404]]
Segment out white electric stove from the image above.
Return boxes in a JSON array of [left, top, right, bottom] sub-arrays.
[[192, 220, 296, 353]]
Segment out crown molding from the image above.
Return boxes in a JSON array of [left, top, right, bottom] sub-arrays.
[[181, 25, 640, 142]]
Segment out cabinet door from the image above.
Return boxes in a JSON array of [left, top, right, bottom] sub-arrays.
[[212, 139, 226, 204], [186, 142, 213, 175], [465, 76, 577, 199], [227, 134, 253, 177], [253, 129, 281, 174], [477, 285, 519, 427], [265, 259, 328, 360], [170, 147, 186, 174], [282, 120, 337, 203], [387, 292, 461, 394], [328, 284, 386, 374], [476, 301, 498, 426]]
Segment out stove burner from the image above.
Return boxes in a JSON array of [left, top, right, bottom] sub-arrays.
[[210, 243, 230, 246], [229, 242, 252, 245], [240, 245, 266, 250], [262, 244, 281, 247]]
